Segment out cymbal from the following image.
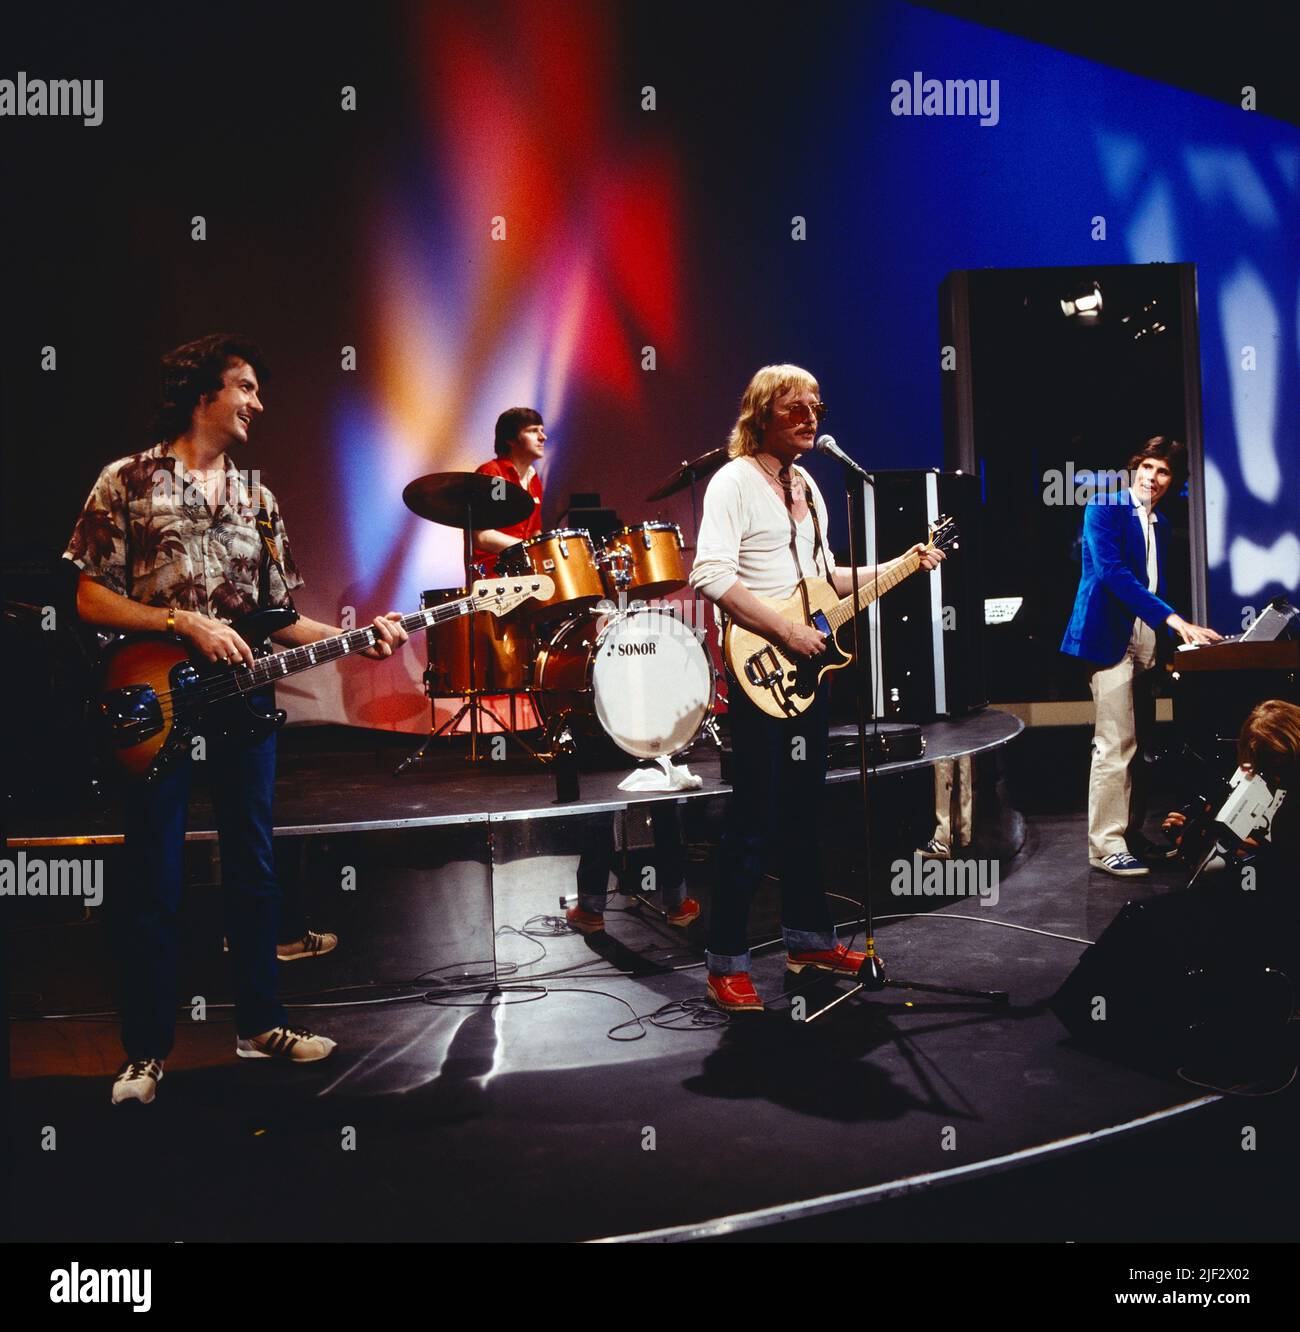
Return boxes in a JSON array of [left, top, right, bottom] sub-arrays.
[[402, 471, 535, 529], [646, 446, 729, 502]]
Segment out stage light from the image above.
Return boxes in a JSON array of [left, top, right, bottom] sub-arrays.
[[1060, 281, 1103, 317]]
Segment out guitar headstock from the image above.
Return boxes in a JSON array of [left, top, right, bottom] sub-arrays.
[[927, 514, 960, 555], [470, 575, 556, 617]]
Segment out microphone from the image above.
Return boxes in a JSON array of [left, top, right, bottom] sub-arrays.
[[815, 435, 873, 484]]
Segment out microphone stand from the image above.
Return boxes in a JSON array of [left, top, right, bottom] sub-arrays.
[[803, 468, 884, 1022], [803, 462, 1008, 1023]]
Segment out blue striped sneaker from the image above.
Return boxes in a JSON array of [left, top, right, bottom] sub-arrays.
[[1089, 852, 1149, 878]]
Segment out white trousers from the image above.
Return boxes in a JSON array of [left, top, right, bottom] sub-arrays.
[[1086, 638, 1155, 860], [932, 755, 974, 849]]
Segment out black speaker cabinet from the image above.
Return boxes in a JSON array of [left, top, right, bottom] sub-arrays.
[[850, 470, 986, 723], [1050, 883, 1298, 1080]]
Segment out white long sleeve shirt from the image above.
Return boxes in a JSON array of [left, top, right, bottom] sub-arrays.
[[689, 456, 833, 604]]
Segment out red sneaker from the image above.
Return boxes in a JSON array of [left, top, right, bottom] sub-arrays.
[[706, 972, 765, 1012], [786, 943, 867, 976], [565, 905, 606, 935], [666, 896, 701, 928]]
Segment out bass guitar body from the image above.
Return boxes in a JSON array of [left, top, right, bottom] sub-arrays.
[[724, 578, 849, 720], [92, 576, 555, 783], [96, 607, 296, 782]]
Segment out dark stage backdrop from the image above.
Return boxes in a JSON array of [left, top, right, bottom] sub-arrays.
[[4, 1, 1297, 730]]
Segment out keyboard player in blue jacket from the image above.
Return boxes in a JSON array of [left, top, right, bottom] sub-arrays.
[[1060, 437, 1221, 877]]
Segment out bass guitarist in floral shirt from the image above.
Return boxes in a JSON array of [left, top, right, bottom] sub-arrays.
[[66, 333, 407, 1105]]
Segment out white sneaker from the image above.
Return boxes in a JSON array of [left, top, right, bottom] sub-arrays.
[[111, 1059, 164, 1105], [236, 1026, 337, 1062]]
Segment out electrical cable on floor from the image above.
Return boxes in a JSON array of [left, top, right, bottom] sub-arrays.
[[825, 894, 1096, 946], [10, 894, 1094, 1025], [1181, 1065, 1299, 1097], [420, 984, 549, 1009], [1176, 1064, 1297, 1097], [9, 910, 1075, 1022], [605, 995, 729, 1040], [416, 978, 729, 1040]]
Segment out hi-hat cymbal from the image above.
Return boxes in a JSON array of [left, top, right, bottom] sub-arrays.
[[646, 446, 729, 502], [402, 472, 535, 529]]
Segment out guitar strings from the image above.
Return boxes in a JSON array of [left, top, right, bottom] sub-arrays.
[[134, 590, 533, 711]]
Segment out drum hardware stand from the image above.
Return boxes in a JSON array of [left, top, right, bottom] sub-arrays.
[[395, 525, 547, 772], [394, 686, 544, 774], [804, 463, 1007, 1023], [597, 547, 633, 597]]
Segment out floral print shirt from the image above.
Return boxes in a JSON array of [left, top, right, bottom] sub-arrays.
[[64, 443, 303, 621]]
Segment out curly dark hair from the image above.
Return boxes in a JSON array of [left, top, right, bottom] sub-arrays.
[[493, 407, 543, 458], [152, 334, 268, 442]]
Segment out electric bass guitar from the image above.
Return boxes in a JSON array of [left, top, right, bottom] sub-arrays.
[[724, 517, 959, 719], [94, 575, 554, 782]]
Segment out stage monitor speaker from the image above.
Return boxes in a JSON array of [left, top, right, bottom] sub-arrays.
[[854, 469, 986, 723], [1049, 884, 1297, 1082]]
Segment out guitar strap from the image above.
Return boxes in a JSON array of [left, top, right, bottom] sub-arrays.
[[803, 469, 832, 583], [255, 485, 294, 612], [787, 465, 832, 625]]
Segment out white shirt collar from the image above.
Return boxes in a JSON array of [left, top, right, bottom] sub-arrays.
[[1128, 487, 1158, 522]]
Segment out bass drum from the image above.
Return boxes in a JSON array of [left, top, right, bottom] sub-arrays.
[[421, 587, 532, 694], [533, 605, 715, 759]]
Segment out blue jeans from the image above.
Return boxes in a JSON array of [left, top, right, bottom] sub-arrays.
[[577, 804, 687, 913], [113, 723, 288, 1059], [707, 679, 836, 975]]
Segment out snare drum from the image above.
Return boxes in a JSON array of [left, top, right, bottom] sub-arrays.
[[421, 587, 532, 694], [533, 605, 715, 759], [498, 528, 603, 618], [599, 521, 687, 601]]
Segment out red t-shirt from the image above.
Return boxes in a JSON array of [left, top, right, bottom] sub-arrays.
[[472, 458, 543, 575]]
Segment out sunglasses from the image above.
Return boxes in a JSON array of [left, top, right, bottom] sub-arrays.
[[774, 401, 828, 425]]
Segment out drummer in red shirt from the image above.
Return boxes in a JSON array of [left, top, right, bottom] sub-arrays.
[[471, 407, 546, 574]]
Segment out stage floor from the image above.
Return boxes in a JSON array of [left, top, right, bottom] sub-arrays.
[[13, 808, 1292, 1243], [9, 708, 1022, 843]]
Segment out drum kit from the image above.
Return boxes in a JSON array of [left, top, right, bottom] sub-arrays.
[[396, 447, 730, 769]]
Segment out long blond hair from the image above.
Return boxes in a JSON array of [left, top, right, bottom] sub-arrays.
[[726, 364, 819, 459]]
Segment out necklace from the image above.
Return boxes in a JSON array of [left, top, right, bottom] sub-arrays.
[[756, 455, 800, 499]]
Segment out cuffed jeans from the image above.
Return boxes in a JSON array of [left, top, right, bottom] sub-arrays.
[[577, 804, 687, 913], [707, 679, 836, 974], [113, 723, 288, 1060]]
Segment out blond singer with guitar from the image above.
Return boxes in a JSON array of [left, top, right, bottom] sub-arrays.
[[689, 365, 945, 1012], [65, 334, 410, 1105]]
